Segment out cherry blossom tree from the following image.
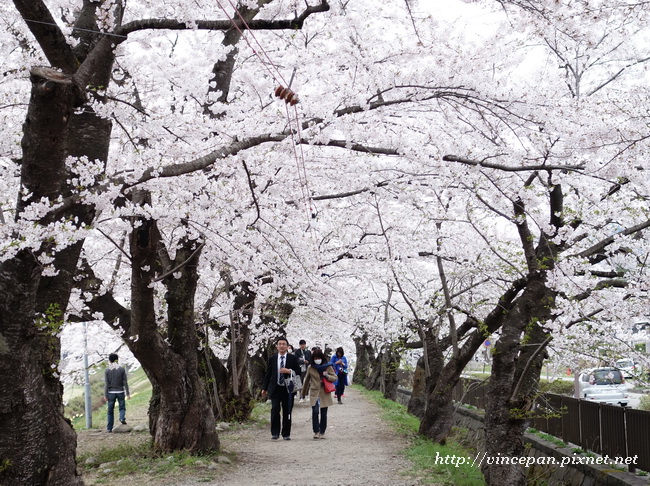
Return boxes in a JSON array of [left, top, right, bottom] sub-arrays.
[[2, 2, 649, 486], [1, 0, 330, 483]]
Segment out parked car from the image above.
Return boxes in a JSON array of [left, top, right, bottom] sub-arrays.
[[577, 367, 628, 406], [614, 358, 641, 379]]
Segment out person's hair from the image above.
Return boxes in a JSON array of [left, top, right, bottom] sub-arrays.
[[277, 337, 288, 345], [336, 347, 344, 357], [299, 339, 306, 345], [108, 353, 118, 363], [311, 348, 325, 361]]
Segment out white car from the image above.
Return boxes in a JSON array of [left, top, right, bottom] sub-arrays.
[[614, 358, 641, 379], [577, 367, 628, 407]]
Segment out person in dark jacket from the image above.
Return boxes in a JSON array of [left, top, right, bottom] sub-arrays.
[[261, 337, 302, 440], [295, 339, 312, 402], [104, 353, 130, 432]]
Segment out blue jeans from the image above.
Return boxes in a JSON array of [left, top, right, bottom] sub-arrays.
[[107, 392, 126, 431], [312, 400, 328, 434]]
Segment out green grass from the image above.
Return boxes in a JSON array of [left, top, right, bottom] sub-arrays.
[[77, 439, 224, 483], [356, 386, 486, 485]]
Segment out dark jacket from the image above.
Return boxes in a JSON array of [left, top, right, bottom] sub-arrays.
[[104, 364, 130, 397], [262, 353, 302, 397], [295, 348, 312, 372]]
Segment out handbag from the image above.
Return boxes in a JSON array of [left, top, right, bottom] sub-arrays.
[[322, 377, 336, 394], [286, 370, 302, 394]]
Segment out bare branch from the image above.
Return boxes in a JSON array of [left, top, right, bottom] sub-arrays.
[[14, 0, 78, 72], [118, 1, 330, 36], [574, 219, 650, 260], [242, 160, 261, 227], [312, 181, 388, 201], [443, 154, 584, 172]]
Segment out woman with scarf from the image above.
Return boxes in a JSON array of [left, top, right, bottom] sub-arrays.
[[302, 348, 337, 439]]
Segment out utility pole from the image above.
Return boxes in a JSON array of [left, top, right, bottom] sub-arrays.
[[83, 322, 92, 428]]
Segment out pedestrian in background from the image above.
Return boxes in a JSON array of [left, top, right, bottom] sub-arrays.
[[302, 348, 337, 439], [295, 339, 312, 402], [331, 347, 348, 404], [104, 353, 130, 433]]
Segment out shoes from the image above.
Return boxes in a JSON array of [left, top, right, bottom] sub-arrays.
[[271, 435, 279, 440], [337, 398, 342, 404], [107, 429, 112, 433], [282, 436, 291, 440], [299, 398, 305, 403], [120, 419, 127, 425], [319, 432, 326, 439], [313, 432, 320, 439]]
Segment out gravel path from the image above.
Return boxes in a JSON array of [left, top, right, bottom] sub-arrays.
[[79, 387, 422, 485], [199, 387, 420, 486]]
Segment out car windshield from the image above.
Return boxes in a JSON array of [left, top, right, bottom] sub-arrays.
[[591, 369, 623, 385], [616, 359, 633, 368]]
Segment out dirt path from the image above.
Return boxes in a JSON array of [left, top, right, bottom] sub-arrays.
[[79, 387, 422, 485]]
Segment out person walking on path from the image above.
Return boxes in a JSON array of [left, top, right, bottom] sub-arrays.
[[302, 348, 337, 439], [331, 346, 349, 404], [295, 339, 312, 402], [207, 386, 420, 486], [261, 337, 302, 440], [103, 353, 130, 433]]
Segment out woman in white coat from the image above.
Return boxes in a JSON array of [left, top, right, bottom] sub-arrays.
[[301, 348, 337, 439]]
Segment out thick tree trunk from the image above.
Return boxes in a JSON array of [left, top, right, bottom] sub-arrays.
[[419, 279, 527, 444], [220, 281, 255, 421], [362, 343, 400, 395], [364, 352, 383, 391], [249, 354, 268, 398], [481, 278, 553, 486], [352, 334, 374, 385], [129, 215, 219, 452], [382, 345, 401, 401], [407, 356, 426, 419], [420, 357, 470, 444], [417, 329, 451, 442], [0, 69, 83, 485]]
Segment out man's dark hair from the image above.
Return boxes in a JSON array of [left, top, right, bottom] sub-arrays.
[[108, 353, 119, 363], [299, 339, 306, 345], [277, 337, 288, 345]]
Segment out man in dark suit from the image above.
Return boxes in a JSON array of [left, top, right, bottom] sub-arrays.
[[262, 337, 302, 440]]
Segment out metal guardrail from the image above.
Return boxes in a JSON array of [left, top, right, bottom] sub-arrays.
[[452, 379, 650, 472]]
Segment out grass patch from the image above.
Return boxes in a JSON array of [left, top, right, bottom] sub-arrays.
[[356, 385, 485, 485], [77, 440, 223, 483], [533, 431, 567, 448], [538, 379, 574, 396]]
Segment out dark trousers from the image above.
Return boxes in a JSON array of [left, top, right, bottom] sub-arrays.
[[270, 386, 293, 438], [335, 373, 346, 399], [312, 400, 328, 434], [107, 392, 126, 431]]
